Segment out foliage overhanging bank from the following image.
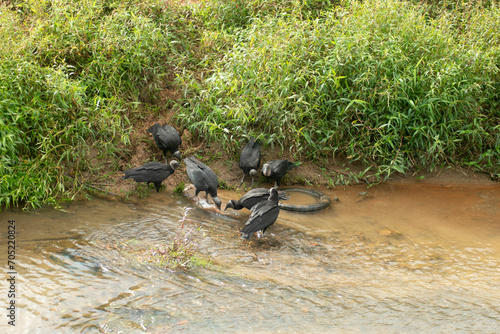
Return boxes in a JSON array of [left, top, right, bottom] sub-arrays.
[[0, 0, 198, 209], [178, 0, 500, 179], [1, 0, 499, 209]]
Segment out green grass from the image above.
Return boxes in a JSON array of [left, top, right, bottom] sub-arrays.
[[116, 224, 213, 271], [177, 0, 500, 180], [1, 0, 499, 210], [143, 224, 212, 270], [173, 181, 186, 195], [0, 0, 200, 209]]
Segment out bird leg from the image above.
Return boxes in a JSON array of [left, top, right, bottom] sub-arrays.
[[204, 192, 211, 204], [192, 189, 201, 204], [239, 174, 246, 188], [203, 192, 217, 209]]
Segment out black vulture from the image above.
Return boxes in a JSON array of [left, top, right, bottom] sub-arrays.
[[239, 138, 261, 187], [147, 123, 182, 160], [123, 160, 180, 193], [183, 156, 222, 210], [225, 187, 287, 211], [240, 187, 280, 240], [261, 159, 297, 187]]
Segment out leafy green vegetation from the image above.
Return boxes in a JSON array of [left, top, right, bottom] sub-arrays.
[[178, 0, 500, 180], [117, 224, 212, 270], [173, 181, 186, 195], [1, 0, 499, 209], [144, 224, 212, 270], [0, 0, 199, 209]]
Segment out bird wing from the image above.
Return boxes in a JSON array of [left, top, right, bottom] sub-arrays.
[[265, 159, 297, 179], [162, 125, 182, 147], [248, 141, 261, 166], [185, 158, 205, 189], [184, 157, 218, 194], [124, 162, 170, 182], [189, 158, 218, 191], [239, 140, 261, 170], [247, 201, 278, 222], [156, 127, 174, 148], [241, 205, 280, 233], [156, 128, 169, 142], [240, 188, 268, 202], [279, 160, 297, 173], [126, 162, 164, 173]]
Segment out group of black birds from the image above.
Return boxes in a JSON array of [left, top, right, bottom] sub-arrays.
[[123, 122, 298, 240]]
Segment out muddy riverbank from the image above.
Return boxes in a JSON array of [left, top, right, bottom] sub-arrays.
[[87, 114, 497, 202]]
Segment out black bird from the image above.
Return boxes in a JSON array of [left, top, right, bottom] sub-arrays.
[[240, 187, 280, 240], [184, 156, 222, 210], [225, 187, 287, 211], [123, 160, 180, 193], [239, 138, 261, 187], [147, 123, 182, 160], [261, 159, 297, 187]]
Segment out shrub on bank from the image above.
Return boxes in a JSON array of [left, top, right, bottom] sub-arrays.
[[178, 0, 500, 179], [0, 0, 197, 209], [1, 0, 499, 209]]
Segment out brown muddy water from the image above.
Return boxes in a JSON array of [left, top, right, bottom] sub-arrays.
[[1, 182, 499, 333]]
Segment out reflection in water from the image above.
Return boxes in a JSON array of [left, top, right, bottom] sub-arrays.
[[1, 183, 499, 333]]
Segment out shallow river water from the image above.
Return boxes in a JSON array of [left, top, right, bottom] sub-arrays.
[[1, 181, 499, 333]]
